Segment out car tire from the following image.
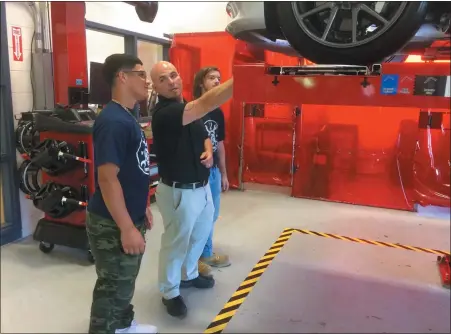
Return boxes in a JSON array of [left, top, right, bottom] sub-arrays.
[[276, 2, 428, 65]]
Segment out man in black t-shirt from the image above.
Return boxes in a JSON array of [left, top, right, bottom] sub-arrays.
[[150, 61, 234, 318], [193, 67, 231, 276], [87, 54, 157, 333]]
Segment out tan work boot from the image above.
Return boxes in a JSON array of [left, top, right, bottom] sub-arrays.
[[198, 260, 212, 276], [200, 253, 231, 268]]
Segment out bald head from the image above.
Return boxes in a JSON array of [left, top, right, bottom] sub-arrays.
[[150, 61, 175, 82], [151, 61, 183, 101]]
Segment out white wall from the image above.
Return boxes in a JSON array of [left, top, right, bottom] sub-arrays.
[[5, 1, 44, 238], [155, 1, 231, 34], [85, 1, 230, 38]]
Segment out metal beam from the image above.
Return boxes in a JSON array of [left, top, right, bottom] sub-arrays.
[[85, 20, 171, 47], [233, 62, 450, 109]]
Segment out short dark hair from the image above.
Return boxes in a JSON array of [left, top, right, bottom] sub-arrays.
[[192, 66, 220, 99], [102, 53, 143, 87]]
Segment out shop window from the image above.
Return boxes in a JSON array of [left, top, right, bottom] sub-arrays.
[[137, 40, 163, 115], [137, 39, 163, 74], [86, 29, 125, 90]]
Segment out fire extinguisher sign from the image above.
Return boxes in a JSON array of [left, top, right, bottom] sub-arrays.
[[12, 26, 23, 62]]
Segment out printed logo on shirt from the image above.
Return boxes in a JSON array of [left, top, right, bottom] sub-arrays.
[[204, 119, 219, 152], [136, 131, 150, 175]]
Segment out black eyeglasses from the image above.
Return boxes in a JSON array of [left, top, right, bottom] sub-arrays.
[[120, 70, 147, 79]]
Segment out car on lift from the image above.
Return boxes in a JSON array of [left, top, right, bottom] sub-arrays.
[[225, 1, 451, 65]]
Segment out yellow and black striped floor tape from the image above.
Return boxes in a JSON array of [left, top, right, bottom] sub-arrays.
[[204, 228, 450, 334], [291, 228, 450, 256], [204, 228, 295, 334]]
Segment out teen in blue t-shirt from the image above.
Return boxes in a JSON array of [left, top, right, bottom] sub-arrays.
[[85, 54, 157, 334], [88, 101, 150, 223]]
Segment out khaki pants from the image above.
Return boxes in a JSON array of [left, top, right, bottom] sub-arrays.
[[156, 182, 214, 299]]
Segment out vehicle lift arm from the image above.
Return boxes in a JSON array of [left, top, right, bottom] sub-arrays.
[[232, 62, 450, 109]]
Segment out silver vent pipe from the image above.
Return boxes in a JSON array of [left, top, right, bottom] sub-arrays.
[[27, 1, 54, 110]]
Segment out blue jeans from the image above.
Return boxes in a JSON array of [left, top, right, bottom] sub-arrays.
[[201, 167, 222, 258]]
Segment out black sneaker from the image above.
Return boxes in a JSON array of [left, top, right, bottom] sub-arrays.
[[180, 274, 215, 289], [162, 295, 187, 318]]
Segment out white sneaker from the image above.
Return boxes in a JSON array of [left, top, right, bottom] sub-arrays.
[[115, 320, 158, 334]]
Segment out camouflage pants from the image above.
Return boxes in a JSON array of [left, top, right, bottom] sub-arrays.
[[86, 212, 146, 334]]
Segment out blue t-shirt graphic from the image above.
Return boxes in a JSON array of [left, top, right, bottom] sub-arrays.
[[88, 101, 151, 224]]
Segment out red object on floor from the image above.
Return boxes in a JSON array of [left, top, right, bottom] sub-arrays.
[[437, 255, 451, 288]]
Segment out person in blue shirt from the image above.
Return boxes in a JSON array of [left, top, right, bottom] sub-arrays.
[[86, 54, 157, 334]]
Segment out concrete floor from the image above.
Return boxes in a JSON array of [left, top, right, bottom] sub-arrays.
[[1, 189, 450, 333]]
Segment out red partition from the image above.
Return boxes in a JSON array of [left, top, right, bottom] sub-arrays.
[[412, 111, 450, 207], [170, 32, 450, 211], [292, 106, 450, 210], [240, 51, 301, 187], [242, 103, 295, 187]]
